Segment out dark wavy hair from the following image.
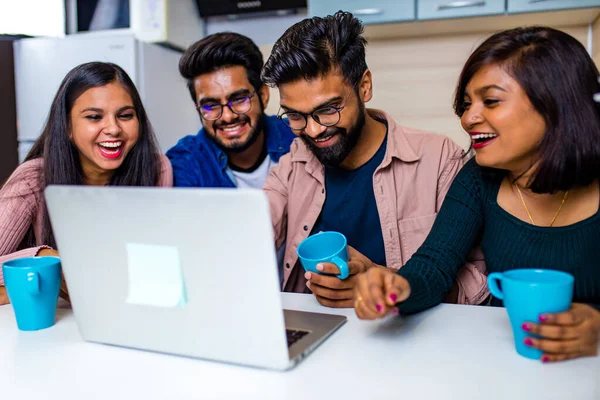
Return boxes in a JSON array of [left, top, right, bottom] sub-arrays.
[[179, 32, 264, 103], [454, 26, 600, 194], [23, 61, 162, 248], [261, 11, 368, 89]]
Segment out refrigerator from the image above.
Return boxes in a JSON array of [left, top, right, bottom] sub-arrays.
[[13, 33, 199, 162]]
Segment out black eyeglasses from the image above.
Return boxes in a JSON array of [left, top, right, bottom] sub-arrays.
[[196, 91, 257, 120], [278, 106, 344, 130]]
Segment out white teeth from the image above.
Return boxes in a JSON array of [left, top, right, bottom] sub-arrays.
[[314, 135, 334, 142], [221, 124, 244, 132], [98, 141, 122, 148], [471, 133, 498, 140]]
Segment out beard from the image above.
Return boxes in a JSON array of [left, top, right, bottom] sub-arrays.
[[300, 106, 366, 167], [207, 108, 265, 154]]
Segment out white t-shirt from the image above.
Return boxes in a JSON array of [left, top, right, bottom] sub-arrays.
[[229, 155, 278, 189]]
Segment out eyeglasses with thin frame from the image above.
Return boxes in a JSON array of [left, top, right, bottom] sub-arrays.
[[196, 91, 257, 120], [278, 105, 345, 131]]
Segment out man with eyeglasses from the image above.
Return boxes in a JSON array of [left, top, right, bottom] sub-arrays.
[[166, 32, 295, 188], [261, 11, 489, 308]]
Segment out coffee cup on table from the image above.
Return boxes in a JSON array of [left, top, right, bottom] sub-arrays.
[[487, 269, 574, 360], [2, 256, 62, 331]]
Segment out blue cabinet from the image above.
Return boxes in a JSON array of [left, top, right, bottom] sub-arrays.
[[508, 0, 600, 14], [418, 0, 505, 20], [309, 0, 600, 25], [308, 0, 415, 24]]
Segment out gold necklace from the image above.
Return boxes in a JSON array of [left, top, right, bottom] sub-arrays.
[[514, 183, 568, 227]]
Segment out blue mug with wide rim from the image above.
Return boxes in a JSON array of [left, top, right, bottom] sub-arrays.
[[2, 256, 62, 331], [487, 269, 574, 360], [297, 231, 350, 280]]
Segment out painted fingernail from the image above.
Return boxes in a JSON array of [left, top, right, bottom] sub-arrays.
[[305, 272, 312, 280], [541, 356, 550, 363], [389, 293, 398, 303], [391, 308, 399, 316], [316, 263, 324, 271], [376, 304, 383, 312], [521, 323, 531, 332], [539, 314, 548, 322], [524, 338, 533, 346]]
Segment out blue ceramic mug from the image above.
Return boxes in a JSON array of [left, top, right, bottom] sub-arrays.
[[2, 256, 62, 331], [297, 231, 350, 280], [487, 269, 574, 360]]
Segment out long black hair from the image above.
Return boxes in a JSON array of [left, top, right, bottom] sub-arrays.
[[454, 26, 600, 194], [24, 61, 162, 248]]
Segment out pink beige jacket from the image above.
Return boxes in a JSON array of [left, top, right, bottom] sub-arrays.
[[0, 155, 173, 285], [264, 109, 488, 305]]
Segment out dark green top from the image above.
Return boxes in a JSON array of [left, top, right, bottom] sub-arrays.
[[397, 158, 600, 314]]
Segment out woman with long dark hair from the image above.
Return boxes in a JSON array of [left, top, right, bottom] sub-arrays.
[[353, 26, 600, 362], [0, 62, 172, 303]]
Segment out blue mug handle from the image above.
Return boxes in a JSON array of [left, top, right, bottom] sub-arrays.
[[487, 272, 504, 300], [332, 256, 349, 280], [26, 271, 40, 295]]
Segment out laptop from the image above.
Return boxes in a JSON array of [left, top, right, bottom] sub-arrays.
[[44, 185, 346, 371]]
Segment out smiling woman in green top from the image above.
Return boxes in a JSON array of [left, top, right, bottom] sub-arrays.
[[353, 26, 600, 363]]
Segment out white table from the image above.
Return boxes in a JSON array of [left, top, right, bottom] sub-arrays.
[[1, 294, 598, 400]]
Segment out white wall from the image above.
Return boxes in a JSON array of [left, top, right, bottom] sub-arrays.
[[0, 0, 65, 37]]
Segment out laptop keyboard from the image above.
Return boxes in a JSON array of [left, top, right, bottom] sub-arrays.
[[286, 329, 309, 347]]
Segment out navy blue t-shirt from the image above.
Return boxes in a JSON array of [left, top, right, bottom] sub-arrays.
[[310, 133, 388, 267]]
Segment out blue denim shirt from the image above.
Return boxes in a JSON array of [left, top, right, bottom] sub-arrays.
[[166, 115, 296, 187]]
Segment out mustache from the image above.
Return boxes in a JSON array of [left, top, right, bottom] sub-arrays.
[[213, 114, 251, 130], [302, 127, 346, 142]]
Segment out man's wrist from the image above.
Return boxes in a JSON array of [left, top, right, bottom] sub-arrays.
[[0, 286, 9, 304]]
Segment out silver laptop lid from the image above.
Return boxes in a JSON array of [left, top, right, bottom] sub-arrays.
[[45, 186, 290, 370]]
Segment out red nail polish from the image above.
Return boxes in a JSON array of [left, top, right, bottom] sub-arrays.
[[521, 323, 531, 332], [389, 293, 397, 302], [539, 314, 548, 322], [391, 308, 399, 316], [524, 338, 533, 346], [376, 304, 382, 312], [541, 356, 550, 363]]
